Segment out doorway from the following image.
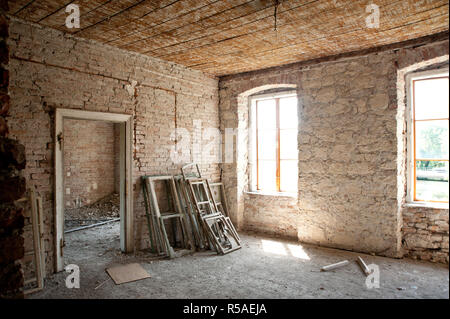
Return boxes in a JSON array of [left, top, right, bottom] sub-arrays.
[[54, 109, 133, 272]]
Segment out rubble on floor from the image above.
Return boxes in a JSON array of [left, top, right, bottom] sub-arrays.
[[65, 193, 120, 231]]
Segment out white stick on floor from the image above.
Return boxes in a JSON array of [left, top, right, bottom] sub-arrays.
[[356, 256, 371, 276], [320, 260, 350, 272], [94, 278, 111, 290]]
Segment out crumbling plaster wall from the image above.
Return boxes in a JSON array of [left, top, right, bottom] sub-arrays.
[[7, 18, 220, 275], [219, 35, 449, 261], [0, 2, 25, 298]]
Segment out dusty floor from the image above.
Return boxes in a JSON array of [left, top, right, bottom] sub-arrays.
[[29, 222, 449, 299]]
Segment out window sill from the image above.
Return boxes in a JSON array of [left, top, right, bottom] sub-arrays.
[[245, 191, 298, 199], [404, 202, 449, 210]]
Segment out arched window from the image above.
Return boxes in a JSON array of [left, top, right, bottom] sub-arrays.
[[249, 90, 298, 194]]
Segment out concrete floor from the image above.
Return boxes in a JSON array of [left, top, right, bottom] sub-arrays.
[[29, 222, 449, 299]]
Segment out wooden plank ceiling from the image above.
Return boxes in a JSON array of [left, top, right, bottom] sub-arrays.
[[8, 0, 449, 76]]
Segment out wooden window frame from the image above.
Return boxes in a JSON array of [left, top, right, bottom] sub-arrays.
[[406, 69, 449, 204], [250, 92, 298, 193]]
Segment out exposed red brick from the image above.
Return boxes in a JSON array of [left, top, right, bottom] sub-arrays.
[[0, 93, 9, 115], [0, 137, 26, 170], [0, 263, 24, 299], [0, 116, 7, 136], [0, 235, 24, 264], [0, 13, 7, 39], [0, 205, 24, 232], [0, 176, 26, 202], [0, 40, 7, 65], [63, 119, 118, 207], [0, 0, 8, 12], [0, 67, 8, 90]]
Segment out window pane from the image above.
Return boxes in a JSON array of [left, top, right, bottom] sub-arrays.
[[414, 77, 449, 120], [257, 99, 276, 129], [280, 129, 298, 159], [280, 160, 298, 192], [415, 161, 449, 202], [258, 160, 276, 191], [257, 129, 276, 160], [415, 120, 449, 160], [279, 97, 298, 129]]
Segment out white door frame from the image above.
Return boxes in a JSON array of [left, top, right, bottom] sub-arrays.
[[55, 108, 133, 272]]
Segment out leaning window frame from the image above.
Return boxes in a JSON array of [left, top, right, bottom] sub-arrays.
[[405, 68, 449, 204], [249, 90, 298, 194]]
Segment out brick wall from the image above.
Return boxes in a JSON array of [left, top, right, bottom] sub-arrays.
[[0, 2, 25, 298], [219, 35, 449, 262], [7, 17, 220, 275], [402, 206, 448, 263], [63, 119, 118, 208]]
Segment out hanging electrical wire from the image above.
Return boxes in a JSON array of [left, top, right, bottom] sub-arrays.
[[271, 0, 280, 60], [274, 0, 280, 31]]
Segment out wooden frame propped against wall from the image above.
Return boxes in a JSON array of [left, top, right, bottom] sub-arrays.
[[54, 109, 133, 272]]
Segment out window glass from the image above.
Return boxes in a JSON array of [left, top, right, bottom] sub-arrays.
[[279, 97, 298, 129], [258, 160, 277, 192], [257, 130, 277, 160], [257, 99, 276, 129], [280, 160, 298, 193], [415, 161, 449, 202], [280, 129, 298, 159], [254, 94, 298, 193], [415, 120, 449, 160], [414, 78, 449, 120], [412, 74, 449, 203]]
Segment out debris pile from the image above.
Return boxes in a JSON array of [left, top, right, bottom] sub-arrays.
[[65, 193, 120, 230]]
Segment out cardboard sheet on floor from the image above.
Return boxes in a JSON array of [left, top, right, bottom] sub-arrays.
[[106, 263, 151, 285]]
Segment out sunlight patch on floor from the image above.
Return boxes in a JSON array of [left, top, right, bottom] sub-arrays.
[[287, 243, 310, 260], [261, 239, 310, 260]]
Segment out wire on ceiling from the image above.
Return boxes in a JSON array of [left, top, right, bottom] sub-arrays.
[[274, 0, 280, 31]]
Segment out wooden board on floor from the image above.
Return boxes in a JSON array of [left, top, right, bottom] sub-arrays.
[[106, 263, 151, 285]]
